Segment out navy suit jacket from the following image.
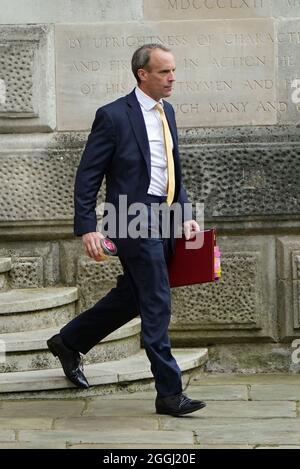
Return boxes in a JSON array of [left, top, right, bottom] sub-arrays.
[[74, 89, 190, 257]]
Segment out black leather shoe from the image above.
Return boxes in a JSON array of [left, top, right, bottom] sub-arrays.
[[47, 334, 89, 389], [156, 392, 206, 417]]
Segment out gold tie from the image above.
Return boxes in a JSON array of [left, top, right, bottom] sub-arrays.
[[155, 103, 175, 206]]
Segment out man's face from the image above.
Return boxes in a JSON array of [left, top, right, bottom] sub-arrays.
[[138, 49, 176, 101]]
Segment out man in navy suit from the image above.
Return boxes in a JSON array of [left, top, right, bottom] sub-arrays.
[[47, 44, 206, 416]]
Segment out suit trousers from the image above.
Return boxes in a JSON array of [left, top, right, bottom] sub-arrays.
[[60, 199, 182, 397]]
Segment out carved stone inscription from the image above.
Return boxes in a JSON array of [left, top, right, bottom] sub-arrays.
[[144, 0, 271, 20], [273, 0, 300, 17], [277, 19, 300, 123], [56, 20, 275, 129]]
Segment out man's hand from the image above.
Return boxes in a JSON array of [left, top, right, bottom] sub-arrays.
[[183, 220, 200, 240], [82, 232, 106, 262]]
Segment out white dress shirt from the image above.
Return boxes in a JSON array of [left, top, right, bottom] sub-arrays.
[[135, 86, 173, 196]]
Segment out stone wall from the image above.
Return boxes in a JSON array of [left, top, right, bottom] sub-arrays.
[[1, 1, 300, 366]]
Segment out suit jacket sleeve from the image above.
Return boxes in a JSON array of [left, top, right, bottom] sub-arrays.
[[74, 108, 116, 236], [178, 184, 193, 222]]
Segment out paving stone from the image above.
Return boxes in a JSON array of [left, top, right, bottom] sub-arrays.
[[96, 390, 157, 400], [18, 430, 194, 445], [256, 446, 300, 449], [0, 430, 15, 442], [250, 385, 300, 401], [54, 416, 158, 431], [186, 385, 248, 401], [84, 398, 156, 417], [0, 417, 52, 430], [199, 445, 254, 449], [0, 441, 66, 449], [0, 374, 298, 449], [0, 400, 85, 418], [161, 401, 296, 420], [72, 444, 254, 450], [192, 374, 300, 385], [69, 444, 199, 449], [163, 419, 300, 445]]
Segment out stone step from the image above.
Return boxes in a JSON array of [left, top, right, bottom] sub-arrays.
[[0, 258, 12, 292], [0, 348, 208, 396], [0, 287, 78, 333], [0, 318, 141, 373]]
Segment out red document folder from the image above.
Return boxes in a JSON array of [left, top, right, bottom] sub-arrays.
[[168, 229, 218, 288]]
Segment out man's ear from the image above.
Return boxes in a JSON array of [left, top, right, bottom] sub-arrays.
[[137, 68, 147, 83]]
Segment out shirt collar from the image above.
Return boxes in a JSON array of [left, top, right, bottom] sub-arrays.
[[135, 86, 163, 111]]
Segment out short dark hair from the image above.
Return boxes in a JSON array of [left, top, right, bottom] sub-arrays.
[[131, 44, 171, 83]]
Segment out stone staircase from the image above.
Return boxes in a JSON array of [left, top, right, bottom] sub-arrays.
[[0, 257, 208, 398]]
